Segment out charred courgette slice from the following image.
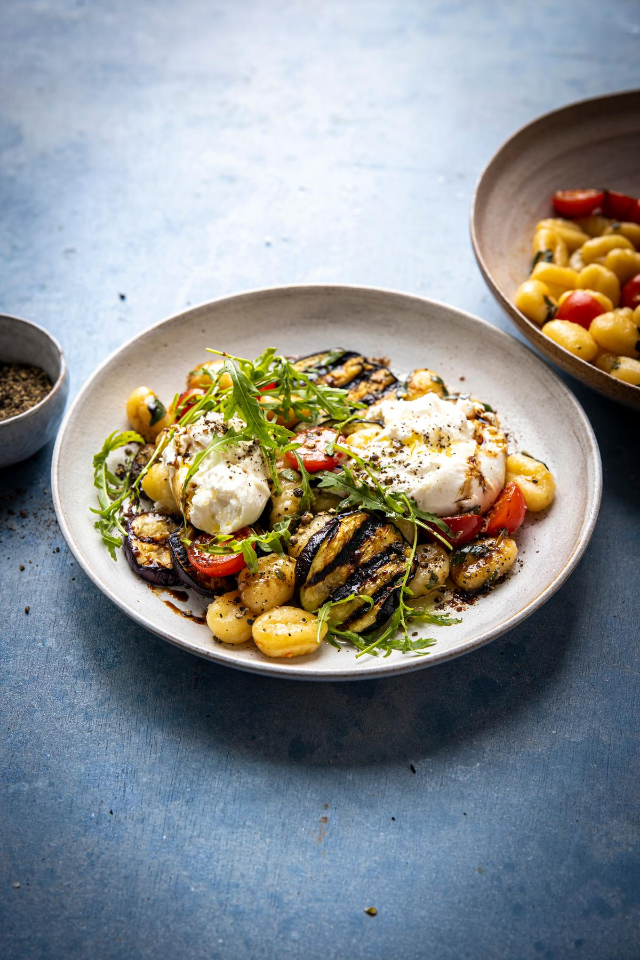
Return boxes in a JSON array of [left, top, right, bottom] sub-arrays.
[[293, 349, 398, 406], [124, 511, 181, 586], [295, 510, 413, 633]]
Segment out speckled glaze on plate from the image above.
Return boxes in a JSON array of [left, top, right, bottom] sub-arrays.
[[51, 285, 601, 680], [471, 89, 640, 410]]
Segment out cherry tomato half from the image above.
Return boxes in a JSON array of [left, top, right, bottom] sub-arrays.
[[621, 274, 640, 311], [556, 290, 607, 329], [552, 189, 604, 219], [285, 427, 344, 473], [187, 527, 252, 577], [602, 191, 638, 221], [426, 513, 485, 547], [484, 482, 527, 536], [176, 388, 205, 419]]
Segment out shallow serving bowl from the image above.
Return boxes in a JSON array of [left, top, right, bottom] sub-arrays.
[[52, 285, 601, 680], [471, 89, 640, 410], [0, 314, 68, 468]]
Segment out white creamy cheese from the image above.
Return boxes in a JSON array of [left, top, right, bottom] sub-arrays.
[[361, 392, 507, 517], [162, 412, 270, 535]]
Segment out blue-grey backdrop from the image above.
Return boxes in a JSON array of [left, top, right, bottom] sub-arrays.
[[1, 1, 639, 958]]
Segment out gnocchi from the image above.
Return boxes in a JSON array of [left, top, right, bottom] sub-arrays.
[[141, 461, 179, 514], [237, 554, 296, 614], [206, 591, 254, 644], [405, 368, 448, 400], [518, 189, 640, 388], [252, 606, 326, 658], [589, 309, 639, 358], [125, 386, 173, 442], [514, 280, 556, 326], [505, 453, 556, 512], [541, 320, 599, 362], [576, 264, 620, 307], [269, 469, 306, 526], [450, 537, 518, 592], [408, 544, 450, 596]]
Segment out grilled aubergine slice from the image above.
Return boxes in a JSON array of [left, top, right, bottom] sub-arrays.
[[124, 511, 181, 586], [130, 442, 156, 483], [293, 349, 398, 406], [168, 527, 230, 598], [295, 510, 413, 633]]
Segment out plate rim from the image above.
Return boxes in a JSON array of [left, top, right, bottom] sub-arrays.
[[51, 283, 603, 680], [470, 88, 640, 410]]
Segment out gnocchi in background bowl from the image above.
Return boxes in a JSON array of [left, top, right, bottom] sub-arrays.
[[471, 89, 640, 409], [515, 188, 640, 388], [89, 344, 556, 664]]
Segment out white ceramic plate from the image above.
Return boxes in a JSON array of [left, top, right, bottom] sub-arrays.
[[52, 285, 601, 680]]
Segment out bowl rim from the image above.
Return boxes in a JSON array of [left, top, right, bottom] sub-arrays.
[[469, 88, 640, 409], [51, 283, 602, 680], [0, 312, 68, 427]]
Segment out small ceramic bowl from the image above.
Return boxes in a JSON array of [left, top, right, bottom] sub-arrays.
[[0, 314, 69, 468], [471, 89, 640, 410]]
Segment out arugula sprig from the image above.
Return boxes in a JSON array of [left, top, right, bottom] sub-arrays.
[[90, 430, 144, 559]]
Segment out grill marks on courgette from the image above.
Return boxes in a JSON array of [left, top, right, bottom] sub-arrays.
[[293, 349, 398, 406], [296, 510, 413, 633]]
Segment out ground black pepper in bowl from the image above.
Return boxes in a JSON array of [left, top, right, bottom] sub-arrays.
[[0, 363, 53, 421]]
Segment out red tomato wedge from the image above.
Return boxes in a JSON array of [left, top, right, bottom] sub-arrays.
[[621, 274, 640, 310], [187, 527, 252, 577], [176, 388, 205, 419], [484, 483, 527, 535], [602, 191, 638, 221], [552, 189, 604, 218], [426, 513, 485, 547], [556, 290, 607, 329], [630, 200, 640, 226], [259, 381, 277, 392], [285, 427, 344, 473]]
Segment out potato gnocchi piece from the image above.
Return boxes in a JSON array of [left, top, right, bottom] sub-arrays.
[[404, 368, 448, 400], [407, 544, 450, 597], [450, 537, 518, 592], [252, 606, 326, 658], [141, 462, 179, 514], [576, 264, 620, 308], [589, 309, 639, 359], [186, 360, 232, 391], [269, 469, 306, 526], [206, 590, 254, 644], [126, 386, 173, 442], [515, 280, 557, 326], [505, 453, 556, 512], [541, 319, 599, 362], [238, 554, 296, 614], [580, 234, 634, 265]]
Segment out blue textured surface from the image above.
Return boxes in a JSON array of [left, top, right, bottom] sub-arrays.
[[1, 2, 639, 957]]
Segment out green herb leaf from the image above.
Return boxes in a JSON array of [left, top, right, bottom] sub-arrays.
[[90, 430, 144, 558]]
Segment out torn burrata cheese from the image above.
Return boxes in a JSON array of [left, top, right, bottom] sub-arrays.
[[357, 392, 508, 517], [161, 411, 270, 535]]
